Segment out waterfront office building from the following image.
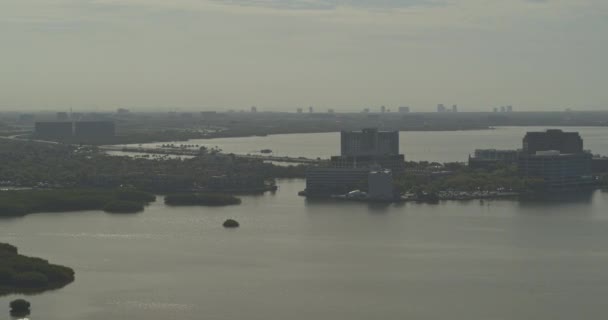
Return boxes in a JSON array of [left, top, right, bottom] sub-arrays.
[[468, 149, 519, 169], [473, 149, 519, 162], [305, 167, 370, 196], [35, 121, 115, 141], [340, 128, 399, 157], [74, 121, 115, 141], [523, 129, 583, 155], [518, 130, 592, 189], [335, 128, 404, 173], [368, 169, 394, 200], [305, 128, 405, 196], [330, 154, 405, 173], [34, 122, 73, 140]]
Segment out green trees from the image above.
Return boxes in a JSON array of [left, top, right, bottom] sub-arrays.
[[12, 272, 49, 288], [0, 139, 303, 193], [223, 219, 240, 228], [0, 188, 156, 217], [0, 243, 74, 295], [103, 201, 145, 213], [394, 163, 541, 194], [10, 299, 31, 315], [0, 268, 14, 284], [115, 189, 156, 202], [165, 193, 241, 206]]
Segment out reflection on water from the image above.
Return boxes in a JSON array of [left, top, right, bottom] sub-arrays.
[[365, 202, 392, 213], [2, 180, 608, 320], [518, 190, 596, 208], [108, 300, 191, 311]]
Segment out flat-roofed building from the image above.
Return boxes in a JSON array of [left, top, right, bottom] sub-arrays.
[[330, 154, 405, 173], [523, 129, 583, 155], [341, 128, 399, 157], [34, 122, 73, 140], [368, 169, 394, 200], [468, 149, 520, 169], [518, 130, 592, 189], [74, 121, 115, 141], [518, 151, 592, 189], [304, 128, 405, 197], [56, 112, 69, 121], [305, 167, 370, 196], [473, 149, 519, 161]]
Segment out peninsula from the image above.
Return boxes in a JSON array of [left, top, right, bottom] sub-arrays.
[[0, 243, 75, 296]]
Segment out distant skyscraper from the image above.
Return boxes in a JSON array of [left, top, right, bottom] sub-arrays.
[[437, 104, 446, 112], [251, 106, 257, 113], [328, 109, 334, 113], [309, 106, 313, 113], [296, 108, 303, 114], [493, 107, 498, 112], [398, 106, 410, 113], [500, 106, 506, 112], [380, 105, 386, 113], [452, 104, 458, 112], [362, 108, 370, 113], [506, 105, 513, 112]]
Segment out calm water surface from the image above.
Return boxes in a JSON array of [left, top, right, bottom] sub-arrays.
[[124, 126, 608, 162], [3, 180, 608, 319]]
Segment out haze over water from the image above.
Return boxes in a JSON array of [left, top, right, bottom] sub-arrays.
[[130, 126, 608, 162], [5, 127, 608, 319], [1, 180, 608, 320]]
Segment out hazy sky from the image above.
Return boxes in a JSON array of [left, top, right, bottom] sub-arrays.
[[1, 0, 607, 112]]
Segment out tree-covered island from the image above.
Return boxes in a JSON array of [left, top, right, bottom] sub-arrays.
[[0, 188, 156, 217], [0, 243, 75, 296], [165, 193, 241, 206], [0, 139, 305, 193]]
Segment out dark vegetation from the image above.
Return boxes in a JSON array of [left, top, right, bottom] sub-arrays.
[[103, 201, 145, 213], [0, 243, 74, 296], [223, 219, 240, 228], [396, 162, 544, 194], [0, 139, 305, 193], [10, 299, 31, 316], [165, 193, 241, 206], [0, 188, 155, 217]]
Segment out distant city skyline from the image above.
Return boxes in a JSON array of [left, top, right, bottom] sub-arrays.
[[1, 0, 607, 111], [8, 104, 607, 113]]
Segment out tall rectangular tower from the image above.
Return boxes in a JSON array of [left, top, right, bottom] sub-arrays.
[[340, 128, 399, 157]]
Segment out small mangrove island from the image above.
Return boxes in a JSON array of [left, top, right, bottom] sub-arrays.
[[0, 188, 156, 217], [10, 298, 31, 317], [0, 243, 75, 296], [223, 219, 240, 228], [164, 193, 241, 206]]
